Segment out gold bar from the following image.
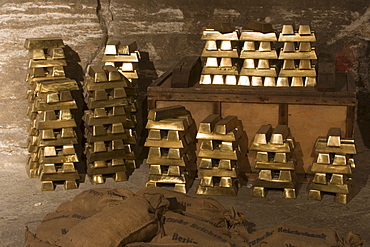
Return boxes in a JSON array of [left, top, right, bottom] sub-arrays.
[[62, 144, 76, 155], [299, 42, 311, 52], [201, 49, 239, 58], [147, 105, 188, 121], [309, 183, 349, 194], [329, 174, 347, 185], [111, 123, 125, 134], [327, 128, 342, 147], [25, 38, 64, 50], [257, 59, 270, 69], [332, 154, 347, 166], [29, 59, 67, 68], [105, 41, 120, 55], [88, 66, 108, 82], [146, 118, 188, 131], [299, 60, 312, 70], [101, 53, 139, 63], [196, 184, 238, 196], [291, 77, 304, 87], [205, 57, 218, 67], [41, 129, 55, 140], [240, 50, 277, 59], [254, 179, 296, 189], [243, 59, 255, 68], [62, 163, 76, 173], [31, 49, 46, 60], [238, 75, 250, 86], [298, 24, 311, 35], [278, 33, 316, 42], [42, 163, 57, 174], [201, 29, 239, 40], [220, 40, 232, 51], [282, 59, 295, 70], [103, 65, 122, 81], [276, 77, 289, 87], [251, 76, 263, 86], [252, 124, 272, 145], [198, 114, 221, 134], [205, 40, 217, 50], [258, 41, 271, 52], [59, 109, 73, 120], [219, 58, 232, 67], [279, 170, 293, 181], [305, 77, 316, 87], [314, 138, 356, 154], [310, 163, 352, 175], [93, 141, 107, 152], [83, 77, 129, 91], [281, 24, 294, 35], [312, 172, 327, 184], [36, 78, 79, 93], [255, 161, 296, 170], [199, 167, 238, 177], [48, 48, 65, 59], [240, 31, 277, 41], [243, 41, 256, 51], [94, 90, 108, 100], [112, 139, 125, 150], [118, 40, 138, 55], [214, 115, 239, 135], [113, 88, 127, 98], [258, 170, 272, 180], [283, 42, 295, 52]]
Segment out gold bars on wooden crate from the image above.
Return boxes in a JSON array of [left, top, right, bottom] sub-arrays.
[[239, 21, 278, 86], [196, 114, 250, 196], [250, 124, 298, 198], [308, 128, 357, 204], [24, 38, 81, 191], [83, 65, 138, 184], [145, 105, 197, 193], [277, 22, 317, 87]]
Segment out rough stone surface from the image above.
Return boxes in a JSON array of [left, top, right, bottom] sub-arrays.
[[0, 1, 370, 246]]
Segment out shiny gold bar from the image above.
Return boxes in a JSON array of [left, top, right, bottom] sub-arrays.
[[257, 59, 270, 69], [86, 97, 129, 109], [299, 42, 312, 52], [201, 29, 239, 40], [299, 60, 313, 70], [103, 65, 122, 81], [329, 174, 348, 185], [105, 41, 120, 55], [279, 68, 316, 77], [283, 42, 295, 52], [298, 24, 311, 35], [224, 75, 237, 85], [310, 163, 352, 175], [31, 49, 46, 60], [29, 59, 67, 69], [101, 52, 139, 62], [147, 153, 195, 167], [254, 179, 296, 189], [113, 88, 127, 98], [201, 66, 239, 75], [199, 167, 238, 177], [25, 38, 64, 50], [238, 75, 250, 86], [291, 77, 304, 87], [239, 68, 277, 77], [36, 119, 76, 130], [48, 48, 65, 59], [199, 74, 212, 84], [309, 183, 350, 194], [255, 161, 296, 170], [243, 41, 256, 51], [219, 57, 232, 67], [201, 48, 239, 58], [198, 149, 240, 160], [240, 31, 277, 41], [28, 67, 46, 78], [83, 113, 127, 126], [314, 138, 356, 154], [281, 24, 294, 35], [147, 105, 188, 121], [34, 99, 77, 111], [276, 77, 289, 87], [196, 185, 238, 196], [282, 59, 295, 70], [198, 114, 221, 134], [312, 172, 327, 184], [40, 171, 79, 182], [305, 77, 316, 87], [251, 124, 272, 145], [85, 148, 135, 162], [118, 40, 138, 55], [327, 128, 342, 147], [220, 40, 232, 51], [258, 170, 272, 180], [205, 40, 217, 50], [278, 33, 316, 42], [214, 115, 239, 135], [147, 174, 188, 184], [258, 42, 271, 52], [39, 152, 79, 164], [270, 125, 289, 145], [62, 144, 76, 155], [240, 50, 278, 59], [87, 163, 127, 176], [146, 118, 188, 131], [144, 137, 190, 149], [88, 66, 108, 82], [83, 76, 130, 91], [93, 141, 107, 152], [332, 154, 347, 166]]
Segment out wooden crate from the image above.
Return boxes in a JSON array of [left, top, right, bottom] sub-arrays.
[[147, 68, 356, 175]]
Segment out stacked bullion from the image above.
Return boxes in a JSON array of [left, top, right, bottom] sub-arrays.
[[145, 105, 197, 193], [277, 22, 317, 87], [25, 38, 81, 191], [82, 65, 137, 184], [239, 21, 278, 86], [308, 128, 357, 204], [250, 125, 297, 198], [196, 115, 249, 196], [199, 23, 240, 85]]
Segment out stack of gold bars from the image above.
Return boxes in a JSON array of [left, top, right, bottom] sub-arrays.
[[25, 38, 81, 191], [199, 23, 240, 85], [196, 114, 249, 196], [102, 40, 139, 81], [308, 128, 357, 204], [239, 21, 278, 86], [144, 105, 197, 193], [82, 65, 137, 184], [250, 124, 297, 198], [277, 22, 317, 87]]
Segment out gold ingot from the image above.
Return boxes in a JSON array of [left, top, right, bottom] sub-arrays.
[[264, 77, 276, 87], [93, 141, 106, 153], [92, 175, 105, 184], [205, 40, 217, 50], [283, 42, 295, 52], [29, 59, 67, 68], [59, 109, 72, 120], [329, 174, 347, 185], [105, 41, 120, 55], [149, 164, 162, 175], [48, 48, 65, 59], [259, 41, 271, 52], [214, 115, 239, 135], [199, 158, 213, 169], [112, 140, 125, 150], [252, 186, 266, 197], [93, 108, 107, 118], [299, 42, 311, 52], [224, 75, 236, 85], [111, 123, 125, 134], [254, 179, 296, 189], [200, 177, 213, 187], [220, 141, 236, 152], [31, 49, 46, 60], [168, 148, 183, 159], [200, 139, 215, 150], [281, 24, 294, 35], [199, 74, 212, 84], [243, 59, 255, 68], [220, 177, 233, 187], [259, 170, 272, 180], [147, 129, 162, 140], [212, 75, 224, 84], [88, 66, 108, 82], [37, 78, 79, 92], [118, 40, 138, 55], [101, 52, 139, 63], [112, 158, 125, 166], [104, 62, 115, 67], [63, 145, 75, 155], [201, 28, 238, 40], [220, 40, 232, 51], [147, 105, 188, 121], [83, 76, 129, 91], [93, 160, 107, 168], [274, 153, 288, 163], [220, 57, 232, 67], [148, 147, 161, 158], [243, 41, 256, 51], [255, 161, 295, 170], [276, 77, 289, 87], [312, 173, 327, 184], [299, 60, 312, 70], [305, 77, 316, 87], [112, 106, 125, 116], [147, 174, 188, 184], [41, 129, 55, 140], [310, 183, 349, 194], [59, 91, 73, 101], [64, 180, 78, 190], [291, 77, 304, 87], [310, 163, 352, 175], [279, 170, 293, 181], [298, 24, 311, 35], [113, 88, 127, 98], [43, 111, 57, 121], [205, 57, 218, 67], [42, 164, 57, 174], [29, 67, 46, 77], [168, 166, 182, 176], [146, 118, 188, 131], [240, 30, 277, 41], [282, 59, 295, 70], [219, 159, 233, 170], [120, 62, 134, 71], [335, 193, 350, 204], [270, 125, 289, 145], [44, 146, 57, 157], [92, 125, 106, 136], [314, 138, 356, 154], [309, 189, 323, 200], [252, 124, 272, 145], [256, 151, 269, 162], [327, 128, 341, 147], [238, 75, 250, 86], [94, 90, 108, 100], [62, 163, 76, 173], [333, 154, 347, 166], [257, 59, 270, 69], [103, 65, 122, 81], [199, 167, 237, 178], [25, 38, 64, 50], [283, 188, 296, 199]]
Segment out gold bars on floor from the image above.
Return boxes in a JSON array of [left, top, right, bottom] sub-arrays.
[[196, 115, 249, 196], [82, 65, 138, 183], [308, 128, 357, 204], [277, 23, 317, 87], [250, 124, 298, 198], [145, 106, 197, 193], [24, 38, 82, 190]]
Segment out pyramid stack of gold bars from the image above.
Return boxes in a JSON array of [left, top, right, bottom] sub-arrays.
[[82, 64, 138, 184], [144, 105, 197, 193], [239, 22, 278, 86], [308, 128, 357, 204], [277, 22, 317, 87], [250, 124, 298, 198], [25, 38, 81, 190], [196, 114, 249, 196]]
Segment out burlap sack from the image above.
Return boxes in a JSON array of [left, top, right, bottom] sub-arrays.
[[247, 223, 363, 247], [59, 193, 169, 247], [56, 188, 135, 212], [137, 187, 228, 228], [24, 228, 57, 247], [149, 210, 249, 247]]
